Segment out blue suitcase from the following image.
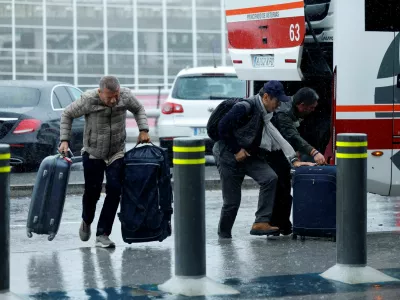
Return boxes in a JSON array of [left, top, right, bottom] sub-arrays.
[[291, 165, 336, 241], [26, 154, 73, 241]]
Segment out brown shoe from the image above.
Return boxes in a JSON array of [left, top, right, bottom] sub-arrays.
[[250, 222, 279, 236]]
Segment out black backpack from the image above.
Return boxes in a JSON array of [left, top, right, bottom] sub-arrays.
[[118, 143, 173, 243], [206, 98, 253, 141]]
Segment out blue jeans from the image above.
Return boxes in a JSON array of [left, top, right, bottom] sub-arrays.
[[81, 152, 124, 236]]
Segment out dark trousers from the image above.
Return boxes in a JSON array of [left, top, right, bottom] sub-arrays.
[[213, 142, 278, 235], [266, 150, 293, 231], [81, 152, 124, 236]]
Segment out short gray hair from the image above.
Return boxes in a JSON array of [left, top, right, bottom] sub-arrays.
[[99, 76, 120, 92]]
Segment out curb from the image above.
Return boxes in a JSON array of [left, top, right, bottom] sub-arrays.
[[10, 178, 259, 198]]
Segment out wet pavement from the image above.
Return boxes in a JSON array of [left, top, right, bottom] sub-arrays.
[[5, 190, 400, 299]]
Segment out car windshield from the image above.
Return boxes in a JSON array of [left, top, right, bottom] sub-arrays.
[[0, 87, 40, 108], [172, 75, 246, 100]]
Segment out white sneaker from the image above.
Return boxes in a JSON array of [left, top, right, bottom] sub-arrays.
[[95, 235, 115, 248]]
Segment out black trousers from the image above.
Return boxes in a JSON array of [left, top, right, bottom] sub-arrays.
[[81, 152, 124, 236], [265, 150, 293, 231]]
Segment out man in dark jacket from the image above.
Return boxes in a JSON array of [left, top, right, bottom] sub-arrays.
[[268, 87, 325, 235], [213, 81, 312, 239], [272, 87, 326, 164]]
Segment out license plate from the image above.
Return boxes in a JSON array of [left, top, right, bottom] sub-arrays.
[[193, 127, 208, 136], [252, 54, 274, 68]]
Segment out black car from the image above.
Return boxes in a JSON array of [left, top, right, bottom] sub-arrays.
[[0, 80, 85, 171]]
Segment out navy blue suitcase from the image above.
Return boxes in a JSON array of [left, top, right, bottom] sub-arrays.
[[26, 154, 73, 241], [292, 165, 336, 241]]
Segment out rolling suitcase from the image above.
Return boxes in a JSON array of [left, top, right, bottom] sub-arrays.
[[26, 153, 73, 241], [291, 165, 336, 241]]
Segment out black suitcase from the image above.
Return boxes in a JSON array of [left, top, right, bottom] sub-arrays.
[[26, 154, 73, 241], [291, 165, 337, 241]]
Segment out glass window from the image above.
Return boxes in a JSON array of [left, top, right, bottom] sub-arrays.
[[196, 9, 221, 31], [54, 86, 72, 108], [197, 55, 223, 68], [0, 75, 12, 80], [76, 0, 102, 4], [107, 6, 133, 29], [138, 76, 164, 89], [138, 0, 162, 4], [365, 0, 400, 31], [0, 48, 12, 72], [138, 54, 163, 76], [47, 29, 73, 50], [167, 32, 192, 53], [48, 76, 74, 85], [78, 53, 104, 74], [116, 77, 135, 85], [137, 7, 162, 30], [166, 7, 192, 30], [47, 52, 74, 73], [196, 0, 221, 9], [0, 3, 11, 25], [109, 54, 134, 75], [78, 76, 102, 86], [47, 4, 73, 27], [67, 87, 83, 101], [171, 75, 246, 100], [15, 4, 43, 26], [197, 32, 222, 54], [138, 31, 163, 53], [77, 30, 103, 51], [0, 27, 12, 49], [15, 75, 44, 80], [16, 50, 43, 73], [108, 31, 133, 51], [16, 28, 42, 49], [77, 5, 103, 28], [0, 87, 40, 108], [167, 55, 192, 77]]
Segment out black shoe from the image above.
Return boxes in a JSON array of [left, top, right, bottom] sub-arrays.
[[280, 228, 293, 236], [218, 232, 232, 239]]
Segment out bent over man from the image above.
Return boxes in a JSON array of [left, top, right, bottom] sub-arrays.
[[213, 81, 313, 239]]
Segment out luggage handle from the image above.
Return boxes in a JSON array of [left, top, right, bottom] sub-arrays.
[[133, 141, 157, 149]]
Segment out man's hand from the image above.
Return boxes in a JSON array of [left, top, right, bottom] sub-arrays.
[[234, 148, 250, 162], [313, 152, 326, 165], [137, 130, 150, 144], [293, 161, 317, 168], [58, 141, 69, 155]]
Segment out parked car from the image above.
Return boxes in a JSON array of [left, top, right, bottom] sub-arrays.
[[0, 80, 84, 171], [157, 66, 247, 164]]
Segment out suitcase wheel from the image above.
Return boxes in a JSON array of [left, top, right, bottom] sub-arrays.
[[48, 233, 55, 241], [26, 229, 33, 238]]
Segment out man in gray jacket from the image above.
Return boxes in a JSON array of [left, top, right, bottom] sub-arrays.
[[59, 76, 150, 248]]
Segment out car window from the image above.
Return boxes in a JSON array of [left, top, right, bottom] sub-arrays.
[[53, 86, 73, 109], [67, 87, 82, 101], [0, 87, 40, 107], [171, 75, 246, 100]]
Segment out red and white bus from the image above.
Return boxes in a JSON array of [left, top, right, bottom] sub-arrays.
[[225, 0, 400, 196]]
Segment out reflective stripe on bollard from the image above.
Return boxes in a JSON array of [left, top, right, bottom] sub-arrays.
[[0, 144, 10, 291]]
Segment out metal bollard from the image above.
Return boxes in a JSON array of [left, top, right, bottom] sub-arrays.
[[158, 137, 239, 296], [172, 137, 206, 277], [336, 133, 368, 265], [0, 144, 10, 291], [321, 133, 399, 284]]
